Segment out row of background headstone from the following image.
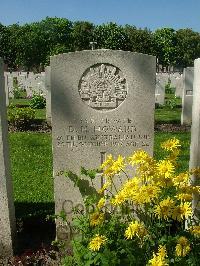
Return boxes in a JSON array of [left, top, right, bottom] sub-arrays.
[[155, 72, 183, 105], [4, 70, 183, 107], [4, 71, 46, 102], [4, 68, 194, 127], [2, 64, 195, 136]]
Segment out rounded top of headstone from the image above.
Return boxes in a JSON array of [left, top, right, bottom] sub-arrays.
[[78, 63, 127, 111]]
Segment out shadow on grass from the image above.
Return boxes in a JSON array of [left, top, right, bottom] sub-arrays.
[[15, 201, 55, 219], [14, 202, 56, 255]]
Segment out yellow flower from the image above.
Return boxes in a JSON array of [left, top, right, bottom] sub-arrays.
[[98, 181, 111, 194], [119, 177, 140, 200], [89, 234, 107, 251], [172, 202, 192, 221], [128, 150, 151, 166], [161, 138, 181, 151], [101, 155, 125, 177], [111, 155, 125, 173], [90, 212, 104, 227], [122, 177, 140, 191], [189, 225, 200, 238], [137, 158, 157, 182], [176, 193, 192, 202], [139, 184, 161, 204], [154, 197, 175, 220], [111, 191, 126, 206], [148, 245, 169, 266], [100, 154, 114, 169], [173, 173, 190, 187], [125, 220, 148, 240], [97, 198, 106, 209], [175, 236, 191, 257], [156, 160, 175, 178]]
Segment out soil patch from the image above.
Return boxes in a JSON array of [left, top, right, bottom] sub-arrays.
[[155, 123, 191, 132], [8, 120, 52, 133]]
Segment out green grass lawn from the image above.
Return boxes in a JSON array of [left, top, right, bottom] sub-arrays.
[[9, 130, 191, 219], [155, 93, 182, 124], [155, 107, 181, 124], [9, 98, 31, 106], [9, 132, 53, 219], [8, 98, 46, 120], [154, 131, 191, 172]]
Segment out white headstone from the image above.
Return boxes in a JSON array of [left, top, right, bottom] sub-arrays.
[[50, 50, 156, 242], [181, 67, 194, 125], [0, 58, 16, 261], [189, 58, 200, 220], [155, 73, 168, 105], [45, 66, 51, 125], [3, 73, 9, 106]]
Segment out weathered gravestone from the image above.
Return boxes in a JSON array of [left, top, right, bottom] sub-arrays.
[[155, 73, 168, 105], [170, 73, 183, 98], [3, 73, 9, 106], [51, 50, 155, 241], [0, 58, 16, 261], [45, 66, 51, 125], [181, 67, 194, 125], [189, 58, 200, 219]]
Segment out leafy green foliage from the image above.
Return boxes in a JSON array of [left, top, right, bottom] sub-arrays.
[[81, 167, 100, 180], [93, 22, 130, 50], [1, 17, 200, 70], [175, 29, 200, 67], [29, 93, 46, 109], [165, 82, 175, 94], [7, 105, 35, 129], [71, 21, 95, 51], [124, 25, 154, 55], [153, 28, 177, 66], [165, 95, 177, 110], [12, 86, 25, 99]]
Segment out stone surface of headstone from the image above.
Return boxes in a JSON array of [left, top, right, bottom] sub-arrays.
[[181, 67, 194, 125], [45, 66, 51, 125], [189, 59, 200, 219], [25, 72, 46, 98], [155, 73, 168, 105], [51, 50, 156, 241], [170, 73, 183, 98], [0, 58, 16, 261], [4, 73, 9, 106]]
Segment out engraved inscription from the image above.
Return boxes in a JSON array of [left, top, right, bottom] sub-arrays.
[[56, 117, 151, 151], [79, 63, 127, 110]]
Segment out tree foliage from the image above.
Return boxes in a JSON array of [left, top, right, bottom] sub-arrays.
[[0, 17, 200, 71], [153, 28, 177, 66], [124, 25, 154, 55], [93, 22, 130, 50], [175, 28, 200, 67], [71, 21, 95, 51]]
